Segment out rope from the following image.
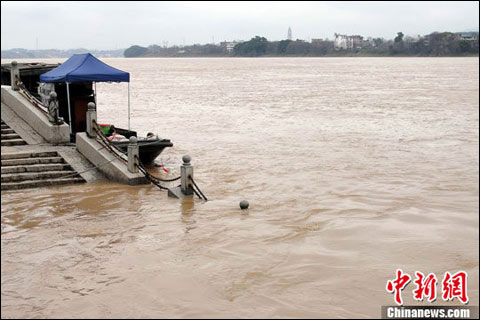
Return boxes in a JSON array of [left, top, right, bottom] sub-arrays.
[[189, 175, 208, 201], [152, 175, 181, 183], [17, 82, 49, 115], [135, 156, 170, 190], [90, 121, 180, 192], [191, 185, 203, 200], [134, 153, 207, 201], [135, 155, 181, 190], [91, 121, 198, 196], [92, 120, 128, 163]]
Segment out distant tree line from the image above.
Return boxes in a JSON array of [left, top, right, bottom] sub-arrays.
[[363, 32, 479, 56], [1, 48, 125, 59], [124, 43, 225, 58], [124, 31, 479, 58]]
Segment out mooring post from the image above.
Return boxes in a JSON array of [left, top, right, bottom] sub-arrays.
[[10, 61, 20, 91], [167, 155, 195, 199], [181, 155, 194, 195], [128, 136, 139, 173], [86, 102, 97, 138]]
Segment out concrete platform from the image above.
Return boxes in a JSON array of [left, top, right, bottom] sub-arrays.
[[76, 132, 148, 185], [1, 144, 106, 184]]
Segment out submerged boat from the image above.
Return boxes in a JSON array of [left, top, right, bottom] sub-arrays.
[[36, 53, 173, 165], [112, 138, 174, 165], [101, 126, 173, 165]]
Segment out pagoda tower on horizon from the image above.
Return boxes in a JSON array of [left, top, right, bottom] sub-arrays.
[[288, 26, 292, 40]]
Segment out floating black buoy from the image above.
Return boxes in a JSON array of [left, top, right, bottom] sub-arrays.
[[240, 200, 249, 210]]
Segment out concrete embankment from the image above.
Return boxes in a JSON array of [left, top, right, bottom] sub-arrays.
[[1, 85, 70, 144], [1, 94, 106, 190], [1, 84, 147, 189]]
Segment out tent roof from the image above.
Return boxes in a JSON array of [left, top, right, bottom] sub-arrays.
[[39, 53, 129, 83]]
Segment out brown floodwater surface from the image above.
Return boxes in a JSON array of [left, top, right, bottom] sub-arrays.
[[1, 57, 479, 318]]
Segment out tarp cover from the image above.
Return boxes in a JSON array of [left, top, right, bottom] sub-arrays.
[[40, 53, 129, 83]]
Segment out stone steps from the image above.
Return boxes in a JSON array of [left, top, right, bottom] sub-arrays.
[[1, 178, 85, 191], [1, 151, 86, 191], [2, 170, 79, 183], [0, 118, 27, 146], [1, 139, 27, 146], [1, 129, 15, 134], [1, 133, 22, 140], [1, 156, 65, 167], [1, 163, 73, 174], [1, 151, 59, 160]]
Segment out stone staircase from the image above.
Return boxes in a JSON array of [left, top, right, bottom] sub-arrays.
[[1, 151, 85, 190], [1, 118, 27, 146]]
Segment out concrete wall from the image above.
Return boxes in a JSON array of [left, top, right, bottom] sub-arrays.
[[76, 132, 148, 185], [1, 85, 70, 144]]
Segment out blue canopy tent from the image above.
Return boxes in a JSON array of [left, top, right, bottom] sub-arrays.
[[40, 53, 131, 134]]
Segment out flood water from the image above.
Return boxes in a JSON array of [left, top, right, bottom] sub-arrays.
[[1, 57, 479, 318]]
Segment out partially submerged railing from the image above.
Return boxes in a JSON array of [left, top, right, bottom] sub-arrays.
[[17, 82, 49, 114], [86, 102, 207, 200]]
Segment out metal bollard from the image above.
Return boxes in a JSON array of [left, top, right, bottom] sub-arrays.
[[128, 136, 139, 173], [181, 155, 194, 195], [86, 102, 97, 138], [10, 61, 20, 91]]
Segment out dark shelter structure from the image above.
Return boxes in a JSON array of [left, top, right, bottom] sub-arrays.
[[39, 53, 172, 164], [1, 62, 59, 94], [40, 53, 131, 140]]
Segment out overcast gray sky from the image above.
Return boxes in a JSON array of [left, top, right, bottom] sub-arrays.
[[1, 1, 479, 50]]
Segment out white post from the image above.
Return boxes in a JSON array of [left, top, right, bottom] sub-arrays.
[[128, 82, 131, 131], [94, 82, 97, 105], [167, 155, 194, 199], [66, 82, 73, 136], [181, 155, 194, 196], [86, 102, 97, 138], [128, 136, 139, 173], [10, 61, 20, 91]]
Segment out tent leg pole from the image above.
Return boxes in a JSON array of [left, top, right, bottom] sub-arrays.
[[128, 82, 131, 131], [66, 82, 73, 136], [94, 82, 97, 105]]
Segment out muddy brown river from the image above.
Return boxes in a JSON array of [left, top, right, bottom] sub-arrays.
[[1, 57, 478, 318]]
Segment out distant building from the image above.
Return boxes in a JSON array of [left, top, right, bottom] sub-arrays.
[[220, 40, 243, 52], [456, 32, 478, 41], [334, 34, 348, 50], [334, 33, 364, 50], [288, 27, 292, 40], [350, 35, 363, 49]]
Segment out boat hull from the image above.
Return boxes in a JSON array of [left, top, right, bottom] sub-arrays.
[[112, 139, 173, 165]]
